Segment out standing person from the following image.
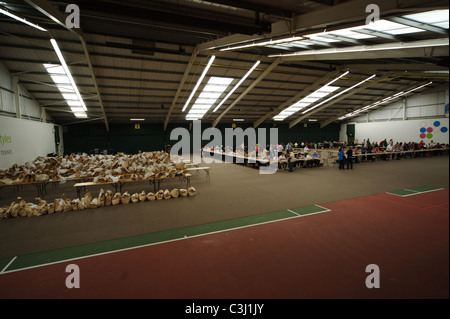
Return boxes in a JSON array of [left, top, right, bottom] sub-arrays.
[[346, 146, 353, 169], [277, 143, 284, 157], [338, 147, 345, 170]]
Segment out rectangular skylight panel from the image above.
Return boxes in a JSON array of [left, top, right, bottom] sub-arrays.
[[307, 34, 341, 42], [383, 26, 425, 35], [194, 98, 217, 105], [62, 93, 78, 100], [403, 9, 449, 25], [70, 107, 85, 113], [366, 19, 424, 35], [329, 29, 375, 39], [55, 85, 74, 93], [50, 75, 70, 84], [191, 104, 214, 109], [198, 92, 222, 99], [74, 112, 87, 118], [292, 101, 311, 107], [43, 64, 65, 74], [433, 21, 449, 29], [267, 44, 298, 50], [208, 77, 233, 85], [67, 100, 83, 106], [187, 110, 207, 114], [299, 97, 320, 103], [318, 85, 340, 93], [202, 84, 230, 92], [308, 91, 330, 98]]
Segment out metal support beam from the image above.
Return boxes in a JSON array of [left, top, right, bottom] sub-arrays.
[[12, 76, 20, 119], [271, 0, 449, 34], [253, 69, 341, 128], [385, 16, 449, 34], [275, 39, 449, 62], [353, 29, 404, 41], [164, 49, 198, 131], [212, 58, 281, 128], [341, 63, 449, 72], [25, 0, 110, 131]]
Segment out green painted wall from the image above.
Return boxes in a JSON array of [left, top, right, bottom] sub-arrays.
[[63, 122, 340, 154]]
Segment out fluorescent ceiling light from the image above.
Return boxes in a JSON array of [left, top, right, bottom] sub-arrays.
[[0, 8, 47, 31], [130, 118, 145, 121], [50, 39, 87, 111], [213, 60, 260, 112], [233, 119, 244, 121], [308, 119, 317, 121], [182, 55, 215, 112]]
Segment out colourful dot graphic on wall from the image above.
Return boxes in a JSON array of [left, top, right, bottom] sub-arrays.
[[419, 121, 448, 139]]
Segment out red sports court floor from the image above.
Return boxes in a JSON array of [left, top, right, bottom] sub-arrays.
[[0, 186, 448, 300]]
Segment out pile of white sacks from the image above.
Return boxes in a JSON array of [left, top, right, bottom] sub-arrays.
[[0, 151, 187, 185], [0, 186, 196, 219]]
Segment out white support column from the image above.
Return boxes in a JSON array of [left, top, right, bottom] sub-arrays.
[[12, 76, 21, 119]]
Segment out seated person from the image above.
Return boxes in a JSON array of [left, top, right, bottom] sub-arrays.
[[311, 151, 320, 166], [278, 153, 287, 170], [305, 152, 313, 167]]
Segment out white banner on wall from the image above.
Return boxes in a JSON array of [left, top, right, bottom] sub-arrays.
[[0, 117, 62, 169]]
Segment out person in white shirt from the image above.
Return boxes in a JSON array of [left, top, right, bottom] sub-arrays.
[[277, 143, 284, 156]]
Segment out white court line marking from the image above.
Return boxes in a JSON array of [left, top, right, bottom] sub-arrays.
[[287, 209, 300, 216], [287, 205, 331, 216], [387, 188, 445, 197], [1, 206, 334, 275], [0, 256, 17, 273], [0, 211, 304, 275]]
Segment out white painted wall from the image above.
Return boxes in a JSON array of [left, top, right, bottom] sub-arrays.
[[0, 117, 63, 169], [350, 118, 449, 144], [340, 87, 449, 145], [0, 62, 52, 121]]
